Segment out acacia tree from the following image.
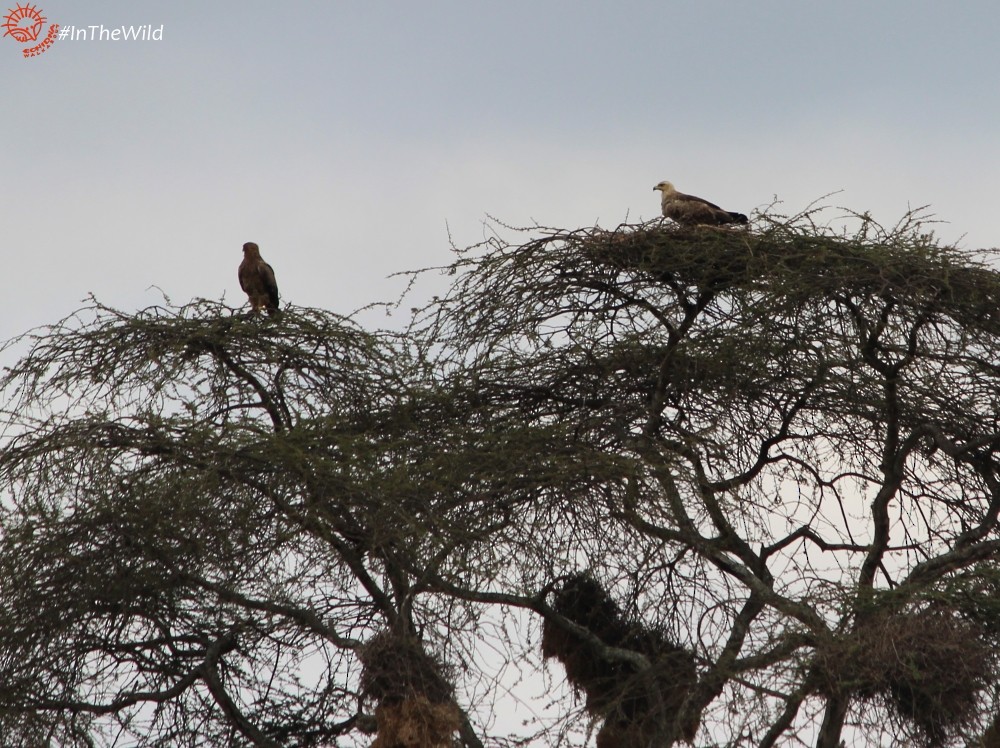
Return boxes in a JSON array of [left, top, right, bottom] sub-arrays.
[[0, 299, 606, 748], [3, 211, 1000, 747]]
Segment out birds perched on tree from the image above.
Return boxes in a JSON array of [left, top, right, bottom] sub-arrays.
[[654, 181, 748, 226], [238, 242, 280, 315]]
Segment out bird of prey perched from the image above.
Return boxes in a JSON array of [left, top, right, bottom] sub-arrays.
[[238, 242, 280, 315], [654, 181, 749, 226]]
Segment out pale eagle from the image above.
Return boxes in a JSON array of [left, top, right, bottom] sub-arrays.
[[238, 242, 280, 315], [654, 181, 748, 226]]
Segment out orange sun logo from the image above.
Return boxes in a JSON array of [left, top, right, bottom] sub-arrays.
[[3, 3, 45, 42]]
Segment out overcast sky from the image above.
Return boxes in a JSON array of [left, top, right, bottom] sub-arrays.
[[4, 1, 999, 342]]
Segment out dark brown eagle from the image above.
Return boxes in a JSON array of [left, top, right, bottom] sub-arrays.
[[654, 180, 749, 226], [238, 242, 279, 315]]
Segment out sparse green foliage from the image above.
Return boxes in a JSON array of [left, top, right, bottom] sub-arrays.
[[3, 209, 1000, 747]]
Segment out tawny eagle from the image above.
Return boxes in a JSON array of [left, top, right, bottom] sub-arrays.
[[654, 181, 748, 226], [238, 242, 280, 315]]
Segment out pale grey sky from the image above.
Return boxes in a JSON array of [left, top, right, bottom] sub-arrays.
[[4, 1, 999, 340]]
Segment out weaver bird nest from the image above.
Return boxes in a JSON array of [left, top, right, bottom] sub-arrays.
[[814, 608, 994, 746], [359, 631, 460, 748], [541, 574, 698, 745]]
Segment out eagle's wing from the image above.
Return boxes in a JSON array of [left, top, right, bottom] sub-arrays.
[[261, 262, 279, 309], [668, 192, 748, 225], [677, 192, 727, 212], [664, 198, 726, 225], [238, 259, 254, 294]]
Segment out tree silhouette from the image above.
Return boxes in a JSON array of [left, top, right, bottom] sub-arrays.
[[3, 209, 1000, 747]]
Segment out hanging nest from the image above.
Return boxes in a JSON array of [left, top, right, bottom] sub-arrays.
[[359, 630, 455, 706], [359, 631, 460, 748], [541, 574, 698, 744], [369, 696, 462, 748], [813, 608, 994, 746]]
